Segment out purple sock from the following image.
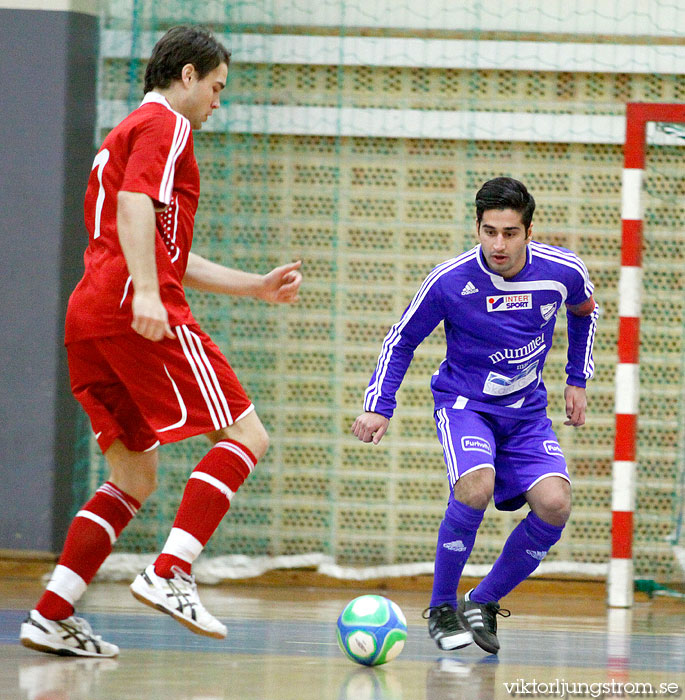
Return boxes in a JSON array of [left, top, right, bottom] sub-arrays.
[[430, 498, 485, 608], [471, 510, 564, 603]]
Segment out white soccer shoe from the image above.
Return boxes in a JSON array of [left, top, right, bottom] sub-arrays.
[[19, 609, 119, 658], [130, 564, 227, 639]]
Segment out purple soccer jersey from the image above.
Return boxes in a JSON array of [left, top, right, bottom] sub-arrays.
[[363, 242, 598, 420]]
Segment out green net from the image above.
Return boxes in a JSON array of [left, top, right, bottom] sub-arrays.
[[73, 0, 685, 585]]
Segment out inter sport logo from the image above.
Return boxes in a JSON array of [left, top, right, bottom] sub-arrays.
[[486, 293, 532, 312]]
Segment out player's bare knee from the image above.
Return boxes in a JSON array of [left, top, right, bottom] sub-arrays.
[[137, 473, 158, 502], [535, 493, 572, 526], [452, 468, 494, 510], [206, 412, 270, 461], [538, 506, 570, 528], [133, 469, 158, 501], [249, 424, 270, 461], [109, 471, 157, 504], [529, 478, 572, 526], [456, 491, 492, 511], [106, 442, 159, 503]]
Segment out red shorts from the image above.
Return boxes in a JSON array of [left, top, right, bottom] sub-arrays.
[[67, 323, 254, 453]]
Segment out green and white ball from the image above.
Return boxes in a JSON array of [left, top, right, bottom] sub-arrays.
[[336, 595, 407, 666]]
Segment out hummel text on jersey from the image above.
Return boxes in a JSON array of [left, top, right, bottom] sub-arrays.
[[461, 281, 479, 295], [488, 334, 545, 365]]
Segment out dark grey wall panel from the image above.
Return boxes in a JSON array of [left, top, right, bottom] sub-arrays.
[[0, 9, 98, 551]]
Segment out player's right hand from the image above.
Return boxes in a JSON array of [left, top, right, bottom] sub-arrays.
[[351, 411, 390, 445], [131, 291, 175, 341]]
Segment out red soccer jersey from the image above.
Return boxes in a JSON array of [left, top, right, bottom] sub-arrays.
[[65, 92, 201, 343]]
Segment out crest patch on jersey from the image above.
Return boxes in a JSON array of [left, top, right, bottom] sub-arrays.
[[486, 293, 532, 312], [540, 302, 557, 322]]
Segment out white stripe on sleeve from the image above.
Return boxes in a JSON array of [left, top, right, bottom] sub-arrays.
[[159, 115, 190, 205]]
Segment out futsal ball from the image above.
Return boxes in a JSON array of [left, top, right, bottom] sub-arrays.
[[336, 594, 407, 666]]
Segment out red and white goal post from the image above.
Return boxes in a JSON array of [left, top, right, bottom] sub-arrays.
[[609, 102, 685, 608]]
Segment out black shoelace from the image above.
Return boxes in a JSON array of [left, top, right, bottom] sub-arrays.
[[422, 603, 462, 633], [480, 602, 511, 633]]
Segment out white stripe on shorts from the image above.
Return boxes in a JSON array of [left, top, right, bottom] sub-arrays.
[[436, 408, 459, 487], [185, 327, 233, 424], [157, 365, 188, 433], [176, 325, 230, 430]]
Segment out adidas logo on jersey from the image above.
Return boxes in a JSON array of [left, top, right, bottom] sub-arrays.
[[525, 549, 548, 561], [443, 540, 467, 552], [461, 281, 479, 296]]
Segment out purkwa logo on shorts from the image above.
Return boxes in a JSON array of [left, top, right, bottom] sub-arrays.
[[543, 440, 564, 456], [461, 436, 492, 455]]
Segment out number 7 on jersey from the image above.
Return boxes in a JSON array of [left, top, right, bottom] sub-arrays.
[[91, 149, 110, 239]]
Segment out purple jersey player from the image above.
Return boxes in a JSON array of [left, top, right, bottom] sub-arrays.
[[352, 177, 598, 654]]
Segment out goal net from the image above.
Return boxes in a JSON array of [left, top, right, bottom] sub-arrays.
[[72, 1, 685, 598], [609, 104, 685, 605]]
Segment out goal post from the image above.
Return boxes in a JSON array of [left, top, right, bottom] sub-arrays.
[[609, 102, 685, 608]]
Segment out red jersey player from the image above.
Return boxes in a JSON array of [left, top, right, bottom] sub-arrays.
[[20, 25, 302, 658]]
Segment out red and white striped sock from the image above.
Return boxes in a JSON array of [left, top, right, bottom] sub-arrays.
[[154, 439, 256, 578], [36, 482, 140, 620]]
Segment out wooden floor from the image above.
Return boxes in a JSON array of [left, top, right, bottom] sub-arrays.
[[1, 572, 683, 700]]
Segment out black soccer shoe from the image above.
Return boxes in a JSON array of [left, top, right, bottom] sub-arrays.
[[458, 589, 510, 654], [423, 602, 473, 651]]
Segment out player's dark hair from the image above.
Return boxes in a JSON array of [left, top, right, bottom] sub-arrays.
[[144, 25, 231, 94], [475, 177, 536, 230]]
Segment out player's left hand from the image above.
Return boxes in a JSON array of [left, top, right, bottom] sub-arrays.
[[564, 385, 587, 426], [259, 260, 302, 304]]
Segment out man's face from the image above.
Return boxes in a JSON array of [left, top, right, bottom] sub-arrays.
[[184, 62, 228, 130], [477, 208, 531, 279]]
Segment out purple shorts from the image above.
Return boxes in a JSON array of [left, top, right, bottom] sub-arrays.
[[434, 407, 570, 511]]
